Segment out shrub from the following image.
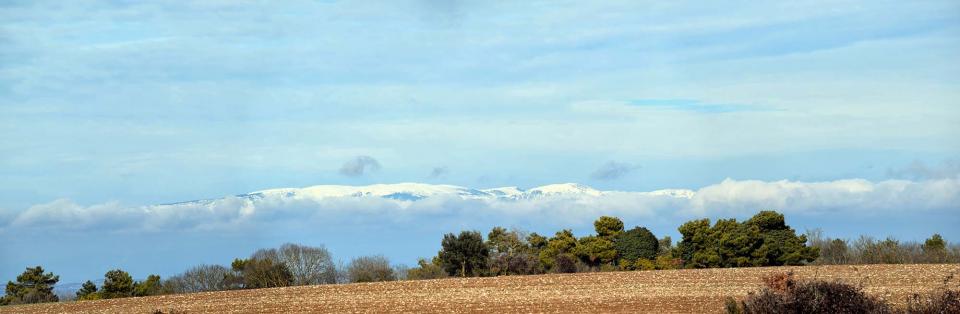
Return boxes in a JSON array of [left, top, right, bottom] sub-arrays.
[[634, 258, 655, 271], [905, 289, 960, 314], [732, 272, 892, 314], [553, 254, 578, 274], [654, 255, 682, 270], [407, 258, 447, 280]]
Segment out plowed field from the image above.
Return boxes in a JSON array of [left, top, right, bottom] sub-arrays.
[[3, 264, 957, 313]]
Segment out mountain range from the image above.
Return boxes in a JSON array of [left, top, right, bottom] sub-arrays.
[[164, 183, 696, 206]]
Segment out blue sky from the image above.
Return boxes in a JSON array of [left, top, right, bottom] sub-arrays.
[[1, 1, 959, 283]]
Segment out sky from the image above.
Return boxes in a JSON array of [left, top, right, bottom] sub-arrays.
[[1, 1, 959, 284]]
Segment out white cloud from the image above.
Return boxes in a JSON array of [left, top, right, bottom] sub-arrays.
[[4, 177, 957, 233]]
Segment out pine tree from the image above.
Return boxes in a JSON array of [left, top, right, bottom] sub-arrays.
[[76, 280, 99, 300], [1, 266, 59, 305]]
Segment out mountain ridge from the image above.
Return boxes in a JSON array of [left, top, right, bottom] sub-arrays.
[[162, 182, 695, 207]]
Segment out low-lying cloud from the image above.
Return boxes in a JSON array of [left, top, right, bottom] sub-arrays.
[[3, 177, 958, 233]]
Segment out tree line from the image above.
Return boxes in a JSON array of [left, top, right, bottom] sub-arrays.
[[3, 210, 957, 306], [409, 210, 818, 278]]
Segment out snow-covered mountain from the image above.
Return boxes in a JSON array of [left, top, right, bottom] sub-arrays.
[[166, 182, 694, 207]]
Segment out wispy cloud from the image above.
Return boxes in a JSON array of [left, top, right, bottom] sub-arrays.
[[338, 156, 381, 177], [590, 161, 638, 180], [887, 159, 960, 180], [628, 99, 762, 113], [428, 166, 448, 178]]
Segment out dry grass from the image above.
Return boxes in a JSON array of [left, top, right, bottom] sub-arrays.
[[2, 264, 957, 314]]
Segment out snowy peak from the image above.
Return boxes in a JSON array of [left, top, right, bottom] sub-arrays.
[[644, 189, 696, 199], [481, 186, 525, 197], [252, 183, 488, 201], [528, 183, 603, 197], [169, 182, 694, 207]]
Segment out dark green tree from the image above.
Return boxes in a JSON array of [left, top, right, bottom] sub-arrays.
[[538, 229, 579, 271], [527, 233, 548, 253], [134, 274, 162, 297], [677, 219, 714, 267], [101, 269, 135, 299], [614, 226, 659, 263], [575, 235, 617, 267], [923, 233, 948, 262], [438, 231, 490, 277], [747, 211, 818, 266], [677, 211, 817, 268], [1, 266, 59, 305], [594, 216, 624, 241], [76, 280, 98, 300]]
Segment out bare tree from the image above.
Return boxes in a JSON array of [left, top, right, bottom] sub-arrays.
[[252, 243, 337, 285], [348, 255, 396, 283], [163, 264, 231, 293]]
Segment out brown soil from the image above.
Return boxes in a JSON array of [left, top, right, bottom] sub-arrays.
[[3, 264, 958, 314]]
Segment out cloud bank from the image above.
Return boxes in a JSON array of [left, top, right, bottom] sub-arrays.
[[3, 177, 957, 233]]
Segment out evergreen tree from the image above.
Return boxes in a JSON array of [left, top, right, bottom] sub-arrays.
[[923, 233, 948, 262], [538, 229, 579, 271], [101, 269, 135, 299], [575, 236, 617, 267], [134, 275, 162, 297], [594, 216, 624, 241], [614, 226, 659, 263], [1, 266, 59, 305], [438, 231, 490, 277], [76, 280, 98, 300], [677, 211, 818, 268]]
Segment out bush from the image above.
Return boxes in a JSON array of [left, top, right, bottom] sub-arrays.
[[732, 272, 892, 314], [634, 258, 655, 271], [407, 258, 447, 280], [654, 255, 682, 270], [905, 289, 960, 314], [553, 254, 578, 274]]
